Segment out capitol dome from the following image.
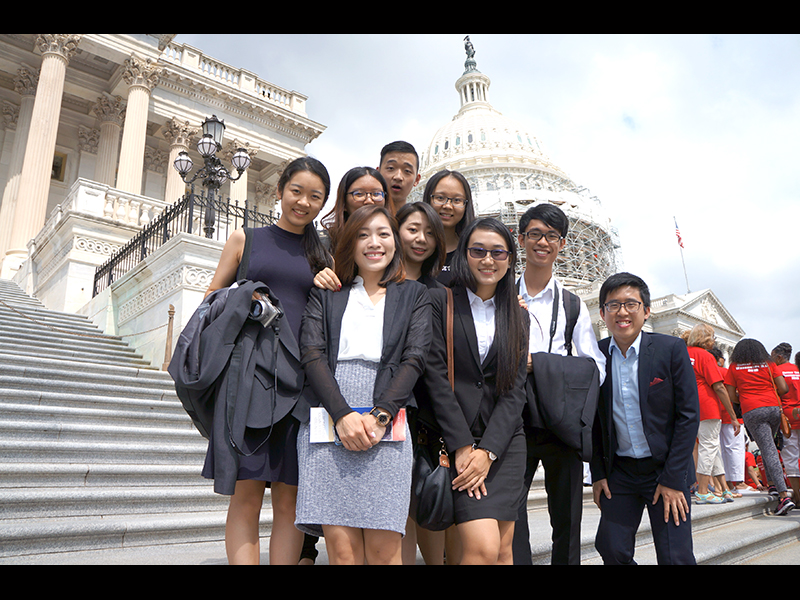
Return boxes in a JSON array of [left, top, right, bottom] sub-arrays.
[[414, 37, 621, 286]]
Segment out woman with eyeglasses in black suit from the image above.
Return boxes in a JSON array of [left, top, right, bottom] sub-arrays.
[[421, 217, 529, 565]]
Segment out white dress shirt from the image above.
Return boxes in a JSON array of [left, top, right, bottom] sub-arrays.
[[519, 274, 606, 385], [338, 276, 385, 363], [467, 288, 496, 365]]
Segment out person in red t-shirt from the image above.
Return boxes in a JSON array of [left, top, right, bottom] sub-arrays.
[[710, 346, 746, 492], [687, 325, 739, 504], [724, 339, 793, 515], [771, 343, 800, 503]]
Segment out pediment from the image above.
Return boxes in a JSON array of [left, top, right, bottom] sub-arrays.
[[672, 289, 745, 335]]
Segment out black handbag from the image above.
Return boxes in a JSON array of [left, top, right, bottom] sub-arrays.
[[413, 430, 454, 531], [413, 288, 456, 531]]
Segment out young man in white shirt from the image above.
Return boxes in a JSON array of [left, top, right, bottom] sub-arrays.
[[511, 203, 607, 565]]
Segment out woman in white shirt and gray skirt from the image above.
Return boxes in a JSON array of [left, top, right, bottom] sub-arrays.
[[296, 205, 432, 565]]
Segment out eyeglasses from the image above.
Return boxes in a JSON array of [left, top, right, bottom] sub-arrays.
[[467, 247, 511, 261], [349, 191, 385, 201], [430, 194, 467, 207], [524, 229, 563, 243], [603, 300, 643, 314]]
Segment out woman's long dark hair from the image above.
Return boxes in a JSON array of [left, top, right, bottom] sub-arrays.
[[730, 338, 772, 365], [396, 202, 446, 280], [451, 218, 527, 394], [276, 156, 333, 274]]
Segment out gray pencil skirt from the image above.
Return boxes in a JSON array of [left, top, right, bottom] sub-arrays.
[[295, 359, 413, 537]]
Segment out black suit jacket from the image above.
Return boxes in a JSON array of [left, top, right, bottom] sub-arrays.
[[299, 279, 432, 424], [421, 286, 529, 458], [590, 332, 699, 491]]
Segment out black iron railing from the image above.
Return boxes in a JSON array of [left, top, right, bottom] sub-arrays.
[[93, 186, 277, 297]]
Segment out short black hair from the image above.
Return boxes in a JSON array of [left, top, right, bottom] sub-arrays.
[[599, 272, 651, 309], [519, 203, 570, 238], [709, 345, 724, 362], [379, 141, 419, 172]]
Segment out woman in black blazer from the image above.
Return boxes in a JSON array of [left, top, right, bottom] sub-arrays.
[[422, 218, 529, 565], [297, 205, 432, 565]]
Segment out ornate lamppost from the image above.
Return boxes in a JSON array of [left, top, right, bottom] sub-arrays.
[[173, 115, 252, 237]]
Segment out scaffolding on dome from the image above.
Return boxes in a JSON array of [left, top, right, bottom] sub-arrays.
[[480, 198, 621, 287]]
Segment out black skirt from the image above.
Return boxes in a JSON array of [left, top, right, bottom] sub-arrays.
[[202, 414, 301, 488], [452, 428, 526, 524]]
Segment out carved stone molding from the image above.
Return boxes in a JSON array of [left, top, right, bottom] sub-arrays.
[[118, 265, 214, 325], [161, 117, 199, 148], [14, 66, 39, 97], [78, 125, 100, 154], [122, 55, 164, 92], [93, 95, 126, 126], [35, 34, 82, 64]]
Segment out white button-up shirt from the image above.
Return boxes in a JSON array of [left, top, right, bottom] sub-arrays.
[[519, 274, 606, 385], [338, 277, 385, 363], [467, 288, 496, 365]]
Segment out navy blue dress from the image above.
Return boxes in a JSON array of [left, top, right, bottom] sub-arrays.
[[202, 225, 314, 487]]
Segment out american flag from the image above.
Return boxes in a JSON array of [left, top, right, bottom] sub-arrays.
[[674, 217, 684, 249]]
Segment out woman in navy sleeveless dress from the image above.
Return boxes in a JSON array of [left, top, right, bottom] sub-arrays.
[[201, 157, 333, 565]]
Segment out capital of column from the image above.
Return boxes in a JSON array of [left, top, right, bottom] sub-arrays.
[[93, 95, 126, 126], [35, 34, 81, 64], [221, 140, 258, 164], [14, 66, 39, 97], [122, 55, 164, 92], [162, 117, 199, 149]]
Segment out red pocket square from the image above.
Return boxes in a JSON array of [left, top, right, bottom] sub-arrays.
[[650, 377, 664, 386]]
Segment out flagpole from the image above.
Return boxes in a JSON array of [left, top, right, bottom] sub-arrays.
[[674, 217, 690, 294]]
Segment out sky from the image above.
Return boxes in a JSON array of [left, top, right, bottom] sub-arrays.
[[174, 34, 800, 355]]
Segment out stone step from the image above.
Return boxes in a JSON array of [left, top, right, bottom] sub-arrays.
[[0, 463, 209, 488], [0, 438, 207, 465], [0, 344, 153, 369], [0, 304, 111, 332], [0, 387, 184, 416], [0, 323, 138, 353], [0, 511, 272, 559]]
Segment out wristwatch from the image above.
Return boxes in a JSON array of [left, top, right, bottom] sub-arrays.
[[474, 444, 497, 462], [369, 407, 392, 427]]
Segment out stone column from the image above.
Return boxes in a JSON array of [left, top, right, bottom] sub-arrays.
[[92, 95, 126, 187], [0, 68, 38, 259], [162, 118, 198, 205], [115, 56, 163, 196], [3, 35, 80, 275]]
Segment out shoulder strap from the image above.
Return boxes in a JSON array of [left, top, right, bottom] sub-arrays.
[[562, 289, 580, 356], [446, 287, 455, 391], [236, 227, 254, 281]]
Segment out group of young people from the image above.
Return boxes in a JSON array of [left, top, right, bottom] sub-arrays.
[[193, 140, 756, 566]]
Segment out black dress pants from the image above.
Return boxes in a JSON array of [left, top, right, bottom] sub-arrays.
[[595, 455, 696, 565], [512, 428, 584, 565]]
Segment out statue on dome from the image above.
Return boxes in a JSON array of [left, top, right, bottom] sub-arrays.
[[463, 35, 478, 73]]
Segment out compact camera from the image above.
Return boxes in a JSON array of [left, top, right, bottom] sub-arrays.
[[249, 291, 282, 328]]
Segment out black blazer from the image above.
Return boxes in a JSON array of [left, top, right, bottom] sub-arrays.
[[590, 332, 700, 491], [299, 279, 432, 424], [421, 286, 529, 459]]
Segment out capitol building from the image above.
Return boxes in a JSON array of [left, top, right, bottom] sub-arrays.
[[0, 34, 745, 364], [411, 37, 745, 354]]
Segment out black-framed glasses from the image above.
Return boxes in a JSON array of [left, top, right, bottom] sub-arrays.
[[524, 229, 563, 243], [603, 300, 643, 314], [430, 194, 467, 207], [349, 191, 385, 201], [467, 247, 511, 261]]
